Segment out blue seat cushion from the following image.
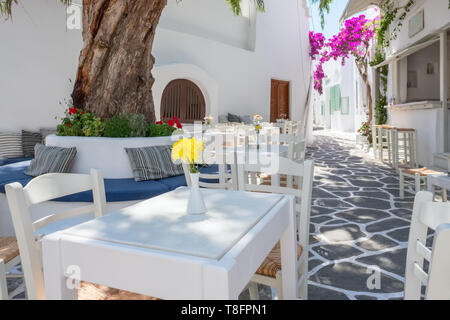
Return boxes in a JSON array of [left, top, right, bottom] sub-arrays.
[[0, 157, 32, 166], [0, 162, 233, 203]]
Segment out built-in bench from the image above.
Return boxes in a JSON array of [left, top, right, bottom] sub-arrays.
[[0, 157, 32, 167], [0, 161, 223, 202]]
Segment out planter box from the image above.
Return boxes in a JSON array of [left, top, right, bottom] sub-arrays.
[[46, 135, 181, 179]]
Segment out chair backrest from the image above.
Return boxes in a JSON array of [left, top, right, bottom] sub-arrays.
[[278, 134, 306, 163], [237, 158, 314, 251], [5, 169, 106, 300], [183, 131, 240, 190], [404, 191, 450, 300], [282, 121, 300, 136]]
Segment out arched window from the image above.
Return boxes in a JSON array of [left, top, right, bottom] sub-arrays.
[[160, 79, 206, 123]]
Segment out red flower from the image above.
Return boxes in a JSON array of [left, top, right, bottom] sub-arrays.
[[167, 120, 175, 127], [173, 117, 182, 129], [156, 121, 163, 125], [68, 108, 78, 116], [67, 123, 72, 127]]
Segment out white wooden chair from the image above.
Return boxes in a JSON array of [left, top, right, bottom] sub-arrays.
[[399, 168, 446, 200], [0, 237, 23, 299], [261, 134, 306, 187], [237, 157, 314, 300], [283, 121, 300, 137], [404, 191, 450, 300], [182, 150, 239, 190], [5, 169, 106, 300], [184, 130, 240, 190], [278, 134, 306, 163]]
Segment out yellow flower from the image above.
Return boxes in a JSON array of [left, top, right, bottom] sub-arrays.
[[172, 137, 204, 165]]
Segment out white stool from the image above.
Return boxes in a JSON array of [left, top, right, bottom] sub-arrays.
[[392, 128, 418, 172], [373, 125, 395, 166]]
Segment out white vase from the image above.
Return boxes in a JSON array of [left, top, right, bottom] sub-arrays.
[[187, 172, 207, 215]]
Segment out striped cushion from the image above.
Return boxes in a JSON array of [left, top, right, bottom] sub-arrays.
[[21, 130, 43, 157], [125, 145, 184, 182], [25, 144, 77, 177], [0, 132, 23, 159]]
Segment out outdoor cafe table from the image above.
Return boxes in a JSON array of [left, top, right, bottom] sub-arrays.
[[42, 187, 298, 300]]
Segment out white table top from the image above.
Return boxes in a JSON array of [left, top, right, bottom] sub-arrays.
[[428, 174, 450, 187], [63, 188, 283, 261]]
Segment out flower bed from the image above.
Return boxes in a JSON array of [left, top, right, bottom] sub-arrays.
[[56, 107, 182, 138]]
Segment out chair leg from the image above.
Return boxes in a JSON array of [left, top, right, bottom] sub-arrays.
[[0, 260, 8, 300], [415, 173, 421, 194], [399, 171, 405, 200], [387, 130, 392, 166], [275, 272, 283, 300], [248, 282, 260, 300], [392, 130, 399, 173], [298, 276, 308, 300], [372, 126, 377, 159], [378, 131, 383, 161]]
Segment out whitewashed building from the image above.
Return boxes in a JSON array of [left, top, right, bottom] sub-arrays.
[[342, 0, 450, 167], [311, 53, 369, 133], [0, 0, 312, 138]]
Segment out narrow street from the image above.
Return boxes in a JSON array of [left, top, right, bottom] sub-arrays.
[[307, 131, 422, 300]]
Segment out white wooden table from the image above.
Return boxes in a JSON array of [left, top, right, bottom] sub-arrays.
[[427, 174, 450, 201], [42, 187, 298, 300]]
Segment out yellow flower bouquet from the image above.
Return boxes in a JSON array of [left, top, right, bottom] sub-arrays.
[[172, 137, 204, 174], [172, 137, 207, 215]]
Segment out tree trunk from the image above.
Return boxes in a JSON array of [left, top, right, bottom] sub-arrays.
[[71, 0, 167, 122], [363, 78, 373, 126], [356, 63, 373, 126]]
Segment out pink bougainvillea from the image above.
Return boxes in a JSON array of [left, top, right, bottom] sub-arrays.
[[311, 15, 378, 96], [309, 31, 325, 60]]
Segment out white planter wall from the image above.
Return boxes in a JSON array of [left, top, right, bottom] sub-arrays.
[[46, 135, 180, 179]]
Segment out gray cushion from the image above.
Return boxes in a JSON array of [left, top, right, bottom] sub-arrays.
[[22, 130, 43, 158], [39, 128, 57, 145], [25, 144, 77, 177], [240, 115, 253, 125], [218, 115, 228, 123], [227, 113, 241, 123], [0, 132, 23, 159], [125, 145, 184, 182]]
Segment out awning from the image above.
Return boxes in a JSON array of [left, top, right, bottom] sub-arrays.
[[372, 37, 440, 68], [340, 0, 382, 24]]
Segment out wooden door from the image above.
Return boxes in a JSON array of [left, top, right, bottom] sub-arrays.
[[161, 79, 206, 123], [270, 79, 290, 123]]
